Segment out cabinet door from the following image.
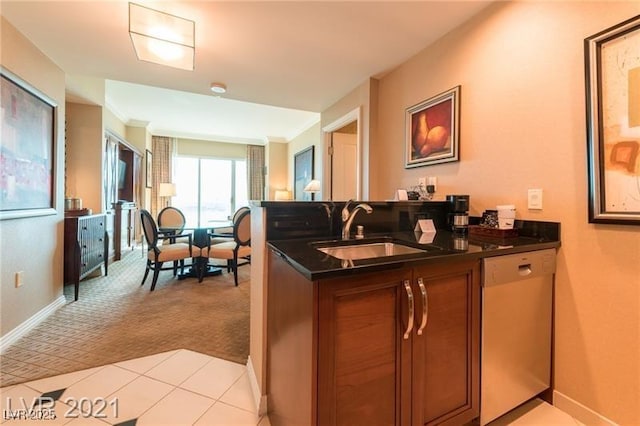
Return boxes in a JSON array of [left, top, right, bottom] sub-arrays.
[[412, 260, 480, 426], [318, 268, 413, 426]]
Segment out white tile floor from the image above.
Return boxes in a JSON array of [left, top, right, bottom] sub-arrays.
[[1, 348, 581, 426], [487, 398, 584, 426], [0, 349, 270, 425]]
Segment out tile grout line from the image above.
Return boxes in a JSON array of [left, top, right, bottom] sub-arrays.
[[21, 364, 109, 394], [115, 350, 181, 376]]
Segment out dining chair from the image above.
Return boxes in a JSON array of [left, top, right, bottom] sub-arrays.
[[157, 206, 192, 275], [140, 209, 196, 291], [157, 206, 191, 243], [209, 206, 250, 245], [203, 208, 251, 286]]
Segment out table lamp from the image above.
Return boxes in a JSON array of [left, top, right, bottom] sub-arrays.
[[303, 179, 321, 200], [159, 182, 177, 208]]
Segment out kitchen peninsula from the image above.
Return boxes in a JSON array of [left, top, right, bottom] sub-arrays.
[[253, 201, 560, 426]]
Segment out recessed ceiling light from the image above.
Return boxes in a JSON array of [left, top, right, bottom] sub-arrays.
[[210, 83, 227, 94]]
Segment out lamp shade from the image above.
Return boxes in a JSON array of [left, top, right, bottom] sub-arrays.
[[303, 180, 321, 193], [129, 3, 195, 71], [159, 182, 177, 197]]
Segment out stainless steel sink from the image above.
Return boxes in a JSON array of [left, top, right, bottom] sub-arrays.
[[316, 241, 427, 260]]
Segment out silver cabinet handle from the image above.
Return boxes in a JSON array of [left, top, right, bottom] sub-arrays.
[[416, 278, 428, 335], [403, 280, 414, 340]]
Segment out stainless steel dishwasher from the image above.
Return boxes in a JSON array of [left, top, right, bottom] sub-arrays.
[[480, 248, 556, 425]]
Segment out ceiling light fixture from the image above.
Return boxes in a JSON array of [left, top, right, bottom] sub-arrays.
[[210, 83, 227, 94], [129, 2, 195, 71]]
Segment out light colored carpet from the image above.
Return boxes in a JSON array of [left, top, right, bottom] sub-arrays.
[[0, 251, 250, 387]]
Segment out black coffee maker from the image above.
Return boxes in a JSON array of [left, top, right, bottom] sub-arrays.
[[447, 195, 470, 233]]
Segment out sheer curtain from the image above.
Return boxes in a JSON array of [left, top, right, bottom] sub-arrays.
[[151, 136, 175, 218], [247, 145, 265, 200]]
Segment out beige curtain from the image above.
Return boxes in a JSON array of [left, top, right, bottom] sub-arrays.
[[151, 136, 175, 218], [247, 145, 265, 200]]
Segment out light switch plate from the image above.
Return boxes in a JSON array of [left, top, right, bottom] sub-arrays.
[[528, 189, 543, 210]]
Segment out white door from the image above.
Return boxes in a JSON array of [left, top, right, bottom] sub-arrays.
[[331, 132, 358, 200]]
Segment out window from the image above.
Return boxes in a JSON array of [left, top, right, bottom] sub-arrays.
[[173, 157, 248, 227]]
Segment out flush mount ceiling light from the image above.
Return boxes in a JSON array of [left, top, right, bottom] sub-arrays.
[[210, 82, 227, 94], [129, 2, 195, 71]]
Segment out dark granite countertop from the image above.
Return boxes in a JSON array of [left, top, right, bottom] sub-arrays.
[[268, 228, 561, 281]]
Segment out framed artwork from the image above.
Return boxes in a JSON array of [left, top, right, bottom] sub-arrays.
[[145, 149, 153, 188], [0, 67, 57, 220], [405, 85, 460, 168], [294, 146, 314, 200], [585, 15, 640, 224]]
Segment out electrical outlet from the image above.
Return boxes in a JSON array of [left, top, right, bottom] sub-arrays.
[[428, 176, 437, 192], [15, 271, 23, 288], [418, 177, 426, 188], [528, 188, 543, 210]]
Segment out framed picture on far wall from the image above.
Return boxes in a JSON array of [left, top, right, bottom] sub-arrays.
[[294, 146, 314, 200], [0, 66, 57, 220], [585, 15, 640, 225], [405, 85, 460, 168]]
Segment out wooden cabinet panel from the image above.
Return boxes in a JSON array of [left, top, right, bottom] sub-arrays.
[[413, 261, 480, 426], [267, 250, 316, 426], [113, 202, 137, 260], [318, 269, 412, 426]]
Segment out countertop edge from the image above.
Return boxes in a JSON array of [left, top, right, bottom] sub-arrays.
[[268, 236, 560, 282]]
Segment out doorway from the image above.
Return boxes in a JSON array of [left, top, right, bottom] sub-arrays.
[[323, 107, 362, 201]]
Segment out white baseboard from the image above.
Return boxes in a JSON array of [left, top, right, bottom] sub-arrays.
[[553, 390, 618, 426], [0, 295, 66, 354], [247, 355, 268, 416]]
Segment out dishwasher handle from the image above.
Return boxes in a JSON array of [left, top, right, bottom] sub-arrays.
[[518, 263, 532, 276]]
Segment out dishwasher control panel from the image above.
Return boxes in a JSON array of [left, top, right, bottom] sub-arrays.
[[483, 248, 556, 287]]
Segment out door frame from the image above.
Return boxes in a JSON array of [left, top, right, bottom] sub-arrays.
[[322, 107, 362, 201]]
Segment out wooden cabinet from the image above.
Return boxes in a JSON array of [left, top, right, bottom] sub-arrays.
[[64, 214, 109, 301], [267, 251, 480, 426], [113, 202, 137, 260], [105, 131, 143, 260]]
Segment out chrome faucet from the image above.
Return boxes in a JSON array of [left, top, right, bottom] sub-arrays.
[[341, 200, 373, 240]]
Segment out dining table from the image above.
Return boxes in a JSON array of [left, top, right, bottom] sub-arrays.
[[158, 220, 233, 280]]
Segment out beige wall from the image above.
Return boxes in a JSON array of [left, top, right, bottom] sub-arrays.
[[103, 107, 125, 141], [265, 142, 288, 200], [287, 122, 321, 198], [373, 2, 639, 423], [125, 126, 148, 154], [0, 18, 66, 335], [65, 102, 104, 212], [66, 74, 104, 106], [321, 78, 378, 200], [176, 137, 247, 159]]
